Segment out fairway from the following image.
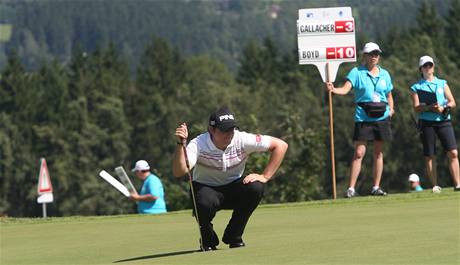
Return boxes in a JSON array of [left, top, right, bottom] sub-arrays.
[[1, 191, 459, 265]]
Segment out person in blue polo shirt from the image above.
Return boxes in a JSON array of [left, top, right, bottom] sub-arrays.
[[130, 160, 167, 214], [326, 42, 394, 198], [410, 55, 460, 193]]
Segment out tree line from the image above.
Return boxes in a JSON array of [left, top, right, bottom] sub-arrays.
[[1, 0, 449, 72], [1, 1, 459, 217]]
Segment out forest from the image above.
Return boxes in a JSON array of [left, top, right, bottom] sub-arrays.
[[1, 0, 459, 217]]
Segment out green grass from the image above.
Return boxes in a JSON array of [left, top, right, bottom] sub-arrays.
[[1, 191, 459, 265]]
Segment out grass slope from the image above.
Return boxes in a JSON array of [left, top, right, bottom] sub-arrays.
[[1, 191, 459, 265]]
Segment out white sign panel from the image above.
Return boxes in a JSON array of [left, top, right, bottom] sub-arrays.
[[299, 6, 352, 20], [37, 193, 54, 203], [297, 7, 356, 82]]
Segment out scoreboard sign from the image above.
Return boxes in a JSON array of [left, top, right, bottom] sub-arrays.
[[297, 7, 356, 82]]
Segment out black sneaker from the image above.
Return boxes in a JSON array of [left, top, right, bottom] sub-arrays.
[[371, 188, 387, 196], [222, 235, 246, 249], [199, 239, 217, 252], [201, 245, 217, 251], [199, 225, 219, 251], [229, 242, 246, 248]]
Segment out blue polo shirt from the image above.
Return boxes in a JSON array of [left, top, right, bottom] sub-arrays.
[[410, 77, 450, 121], [347, 65, 394, 122], [138, 174, 167, 214]]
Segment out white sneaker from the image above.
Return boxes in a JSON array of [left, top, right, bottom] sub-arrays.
[[346, 189, 358, 198], [432, 186, 442, 193]]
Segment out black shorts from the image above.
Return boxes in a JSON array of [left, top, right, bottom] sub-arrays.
[[419, 120, 457, 156], [353, 119, 392, 141]]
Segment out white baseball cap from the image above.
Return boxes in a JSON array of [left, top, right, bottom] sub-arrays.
[[419, 55, 434, 67], [132, 160, 150, 172], [362, 42, 382, 54], [408, 173, 420, 182]]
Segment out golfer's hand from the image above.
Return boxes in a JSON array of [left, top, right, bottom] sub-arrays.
[[243, 173, 268, 184], [175, 123, 188, 144]]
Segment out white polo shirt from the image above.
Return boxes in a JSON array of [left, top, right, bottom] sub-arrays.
[[186, 130, 271, 186]]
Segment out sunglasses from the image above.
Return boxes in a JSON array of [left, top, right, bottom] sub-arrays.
[[366, 51, 381, 57], [422, 62, 434, 68]]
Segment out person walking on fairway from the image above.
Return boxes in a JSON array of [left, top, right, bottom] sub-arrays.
[[130, 160, 167, 214], [326, 42, 394, 198], [173, 106, 288, 251], [409, 55, 460, 193]]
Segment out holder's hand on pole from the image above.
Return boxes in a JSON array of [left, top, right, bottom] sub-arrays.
[[325, 81, 352, 96], [325, 82, 335, 94]]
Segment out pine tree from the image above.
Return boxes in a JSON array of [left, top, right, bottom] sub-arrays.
[[130, 38, 185, 166], [445, 0, 460, 66]]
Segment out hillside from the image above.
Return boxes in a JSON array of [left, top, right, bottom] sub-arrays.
[[0, 0, 449, 71]]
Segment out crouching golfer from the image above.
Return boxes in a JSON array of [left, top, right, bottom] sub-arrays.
[[173, 106, 288, 251]]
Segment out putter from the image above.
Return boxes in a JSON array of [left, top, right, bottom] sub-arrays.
[[181, 141, 205, 251]]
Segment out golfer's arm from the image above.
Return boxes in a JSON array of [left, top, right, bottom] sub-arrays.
[[173, 145, 188, 177], [262, 137, 288, 181]]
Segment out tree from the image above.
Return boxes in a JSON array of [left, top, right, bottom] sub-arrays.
[[129, 37, 185, 167], [237, 38, 281, 87], [445, 0, 460, 66]]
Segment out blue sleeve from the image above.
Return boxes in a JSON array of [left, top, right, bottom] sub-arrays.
[[441, 79, 447, 88], [146, 177, 163, 197], [346, 67, 358, 88], [410, 83, 418, 93], [385, 72, 393, 93]]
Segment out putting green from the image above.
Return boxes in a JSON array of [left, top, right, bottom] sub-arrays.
[[1, 191, 459, 264]]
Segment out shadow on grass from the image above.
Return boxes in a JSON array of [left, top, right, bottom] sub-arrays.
[[113, 249, 201, 263]]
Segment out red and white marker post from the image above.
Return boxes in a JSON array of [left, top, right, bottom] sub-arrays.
[[37, 158, 53, 217]]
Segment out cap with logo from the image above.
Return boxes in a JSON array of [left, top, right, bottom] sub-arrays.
[[418, 55, 434, 67], [209, 106, 237, 132], [362, 42, 382, 54], [132, 160, 150, 172]]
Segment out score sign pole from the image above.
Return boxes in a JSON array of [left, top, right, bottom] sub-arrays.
[[37, 158, 54, 217], [297, 7, 356, 199], [326, 62, 337, 200]]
